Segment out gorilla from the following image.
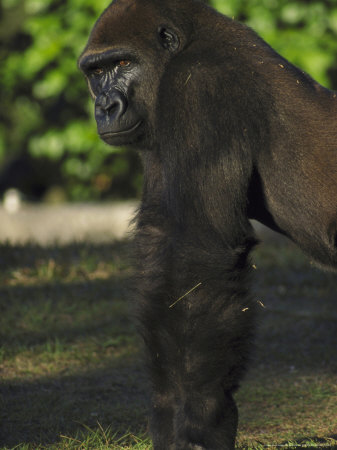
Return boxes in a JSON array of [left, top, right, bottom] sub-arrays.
[[79, 0, 337, 448]]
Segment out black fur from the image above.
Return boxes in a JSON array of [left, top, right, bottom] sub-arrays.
[[79, 0, 337, 448]]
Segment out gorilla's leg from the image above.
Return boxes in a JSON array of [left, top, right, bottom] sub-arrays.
[[135, 214, 257, 449]]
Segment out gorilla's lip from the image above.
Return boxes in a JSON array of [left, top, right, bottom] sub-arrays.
[[100, 121, 142, 138]]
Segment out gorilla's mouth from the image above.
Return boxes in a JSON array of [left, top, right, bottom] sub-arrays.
[[100, 121, 142, 138]]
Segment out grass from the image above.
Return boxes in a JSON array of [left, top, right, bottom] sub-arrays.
[[0, 236, 336, 449]]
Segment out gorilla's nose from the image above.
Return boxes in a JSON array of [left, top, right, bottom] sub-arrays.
[[96, 89, 127, 121]]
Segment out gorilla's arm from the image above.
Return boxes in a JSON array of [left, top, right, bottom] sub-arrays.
[[135, 151, 257, 449]]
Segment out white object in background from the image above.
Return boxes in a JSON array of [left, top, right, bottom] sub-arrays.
[[3, 188, 22, 214]]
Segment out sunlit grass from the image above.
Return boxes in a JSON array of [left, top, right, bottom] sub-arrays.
[[0, 238, 336, 448]]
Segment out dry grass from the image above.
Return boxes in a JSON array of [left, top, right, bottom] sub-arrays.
[[0, 238, 336, 448]]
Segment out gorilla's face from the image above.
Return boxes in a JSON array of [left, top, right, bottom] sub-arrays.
[[79, 0, 186, 147], [79, 50, 144, 146]]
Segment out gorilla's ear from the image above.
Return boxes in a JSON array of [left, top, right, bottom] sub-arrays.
[[157, 26, 180, 52]]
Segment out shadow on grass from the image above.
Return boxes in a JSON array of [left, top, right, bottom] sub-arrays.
[[0, 277, 133, 354], [0, 366, 148, 447], [0, 240, 336, 447], [0, 241, 149, 446]]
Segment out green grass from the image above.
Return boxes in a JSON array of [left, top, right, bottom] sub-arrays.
[[0, 237, 336, 449]]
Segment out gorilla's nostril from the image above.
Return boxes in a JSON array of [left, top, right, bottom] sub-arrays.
[[110, 93, 127, 118], [97, 89, 127, 120]]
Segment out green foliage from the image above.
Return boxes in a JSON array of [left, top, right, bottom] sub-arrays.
[[211, 0, 337, 88], [0, 0, 336, 200], [0, 0, 141, 200]]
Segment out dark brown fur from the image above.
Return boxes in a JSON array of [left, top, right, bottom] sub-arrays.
[[79, 1, 337, 448]]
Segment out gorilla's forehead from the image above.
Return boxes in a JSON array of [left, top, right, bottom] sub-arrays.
[[110, 0, 138, 14], [87, 0, 161, 50]]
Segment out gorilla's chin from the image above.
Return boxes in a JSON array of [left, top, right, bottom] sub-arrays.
[[99, 121, 143, 145]]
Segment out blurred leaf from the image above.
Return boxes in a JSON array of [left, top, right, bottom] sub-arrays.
[[2, 0, 22, 7], [33, 70, 67, 99], [29, 130, 65, 160], [280, 3, 307, 25], [25, 0, 49, 14], [0, 131, 5, 160], [0, 0, 336, 201]]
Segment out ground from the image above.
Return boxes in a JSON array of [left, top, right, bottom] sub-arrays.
[[0, 203, 336, 449]]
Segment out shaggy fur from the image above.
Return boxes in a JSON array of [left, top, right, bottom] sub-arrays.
[[79, 0, 337, 448]]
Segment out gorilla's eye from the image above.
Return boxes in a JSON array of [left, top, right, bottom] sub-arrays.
[[157, 26, 179, 52], [93, 67, 104, 76], [118, 60, 131, 67]]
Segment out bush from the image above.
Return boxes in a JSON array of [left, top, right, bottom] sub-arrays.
[[0, 0, 142, 201], [212, 0, 337, 88], [0, 0, 336, 200]]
